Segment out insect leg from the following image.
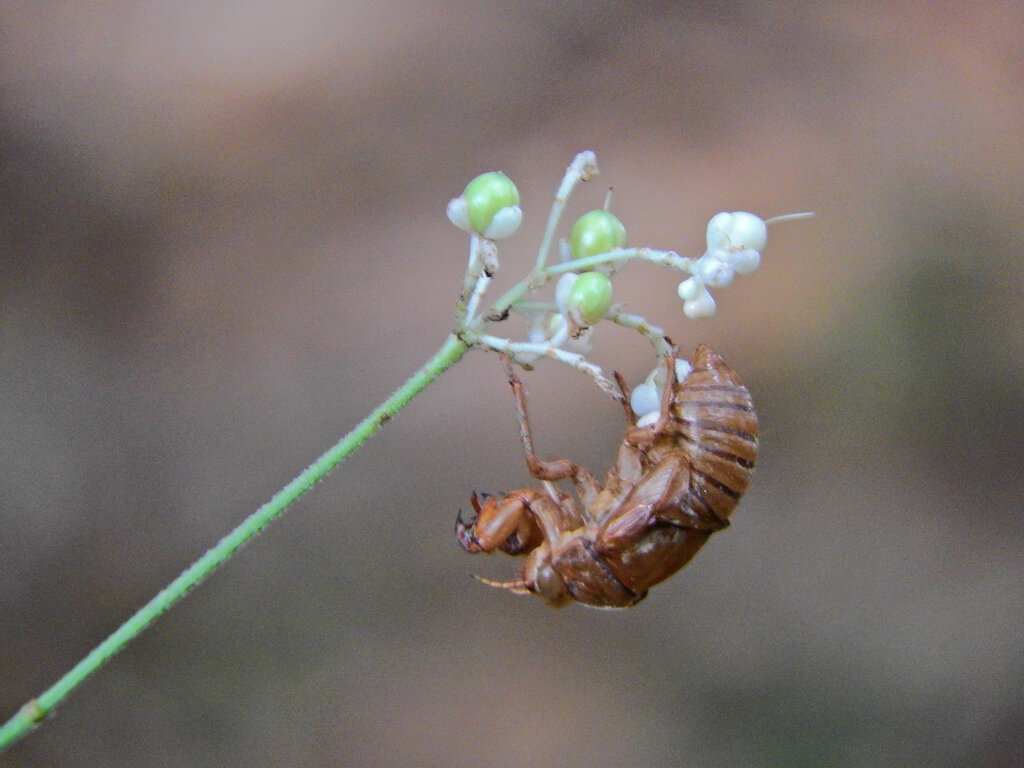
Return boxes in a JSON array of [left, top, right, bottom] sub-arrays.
[[457, 490, 544, 554], [499, 357, 604, 504], [612, 370, 637, 425], [624, 352, 680, 446]]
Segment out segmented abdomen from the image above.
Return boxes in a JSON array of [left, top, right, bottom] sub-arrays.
[[673, 344, 759, 526]]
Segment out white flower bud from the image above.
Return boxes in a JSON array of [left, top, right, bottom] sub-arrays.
[[709, 265, 735, 287], [696, 252, 735, 287], [730, 248, 761, 274], [682, 285, 716, 318], [706, 211, 767, 253], [630, 382, 660, 419], [706, 212, 732, 251], [728, 211, 767, 252], [677, 277, 704, 301]]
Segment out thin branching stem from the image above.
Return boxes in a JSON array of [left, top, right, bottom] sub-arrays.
[[534, 150, 599, 271], [0, 333, 470, 752]]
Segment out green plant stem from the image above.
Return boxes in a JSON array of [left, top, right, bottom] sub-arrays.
[[0, 332, 470, 753]]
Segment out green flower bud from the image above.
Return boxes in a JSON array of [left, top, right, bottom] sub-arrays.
[[565, 271, 613, 326], [463, 171, 520, 234], [569, 209, 626, 260]]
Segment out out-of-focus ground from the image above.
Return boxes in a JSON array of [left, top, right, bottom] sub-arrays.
[[1, 3, 1022, 766]]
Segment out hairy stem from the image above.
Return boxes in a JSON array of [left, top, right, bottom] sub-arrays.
[[0, 333, 470, 753]]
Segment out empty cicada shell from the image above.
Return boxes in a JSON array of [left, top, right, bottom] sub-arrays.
[[455, 344, 758, 608]]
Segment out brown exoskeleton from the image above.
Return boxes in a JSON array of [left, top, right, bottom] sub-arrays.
[[455, 344, 758, 608]]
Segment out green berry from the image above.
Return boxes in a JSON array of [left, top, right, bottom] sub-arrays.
[[566, 271, 613, 325], [570, 210, 626, 260], [463, 172, 520, 234]]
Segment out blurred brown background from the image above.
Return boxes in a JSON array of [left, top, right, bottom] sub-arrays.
[[1, 2, 1022, 766]]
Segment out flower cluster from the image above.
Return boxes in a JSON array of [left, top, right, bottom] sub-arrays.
[[677, 211, 767, 318], [447, 151, 809, 398]]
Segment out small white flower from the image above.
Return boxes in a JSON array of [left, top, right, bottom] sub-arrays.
[[695, 252, 735, 287], [631, 357, 692, 422], [680, 283, 716, 318], [670, 211, 769, 318], [729, 248, 761, 274], [630, 382, 660, 420], [707, 211, 767, 253], [677, 277, 716, 318], [677, 277, 704, 301]]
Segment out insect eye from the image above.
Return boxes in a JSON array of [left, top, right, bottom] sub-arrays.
[[533, 562, 571, 608]]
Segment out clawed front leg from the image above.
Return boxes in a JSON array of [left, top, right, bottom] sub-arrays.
[[456, 487, 581, 556], [456, 490, 543, 554]]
